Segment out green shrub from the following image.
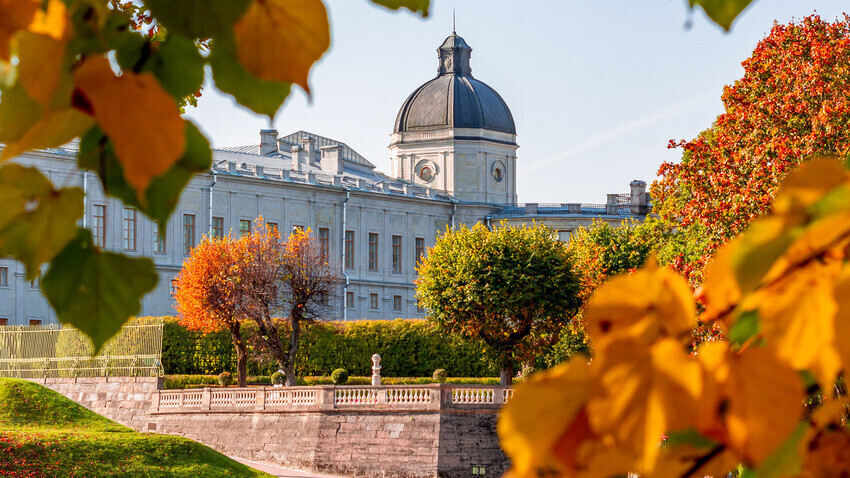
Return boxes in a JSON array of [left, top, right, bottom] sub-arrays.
[[218, 372, 233, 387], [271, 371, 286, 385], [432, 369, 447, 383], [331, 368, 349, 385]]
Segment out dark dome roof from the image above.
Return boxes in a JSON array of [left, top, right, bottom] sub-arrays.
[[394, 33, 516, 136]]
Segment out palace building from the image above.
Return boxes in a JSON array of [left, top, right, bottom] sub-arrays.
[[0, 33, 649, 326]]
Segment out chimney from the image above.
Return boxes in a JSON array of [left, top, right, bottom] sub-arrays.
[[606, 194, 619, 216], [630, 180, 648, 214], [300, 137, 317, 166], [320, 145, 344, 174], [260, 129, 278, 156], [291, 146, 305, 172]]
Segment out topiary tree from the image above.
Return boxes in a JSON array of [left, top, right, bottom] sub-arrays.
[[416, 223, 582, 385], [331, 368, 349, 385]]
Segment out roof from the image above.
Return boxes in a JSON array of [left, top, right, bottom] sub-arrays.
[[393, 33, 516, 136]]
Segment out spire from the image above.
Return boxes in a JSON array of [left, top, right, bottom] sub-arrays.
[[437, 32, 472, 76], [452, 9, 456, 34]]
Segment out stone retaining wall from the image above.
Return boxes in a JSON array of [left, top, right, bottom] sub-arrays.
[[28, 378, 510, 477]]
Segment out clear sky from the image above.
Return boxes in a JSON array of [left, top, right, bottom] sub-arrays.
[[185, 0, 849, 204]]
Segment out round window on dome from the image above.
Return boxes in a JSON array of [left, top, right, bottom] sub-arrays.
[[419, 166, 434, 182]]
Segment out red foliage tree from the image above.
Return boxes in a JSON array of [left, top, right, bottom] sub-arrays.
[[652, 14, 850, 282], [173, 237, 250, 387]]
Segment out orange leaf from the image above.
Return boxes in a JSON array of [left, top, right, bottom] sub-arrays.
[[0, 0, 38, 61], [233, 0, 330, 93], [73, 57, 185, 195]]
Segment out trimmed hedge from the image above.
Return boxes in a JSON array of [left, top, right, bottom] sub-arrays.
[[162, 374, 500, 389], [161, 318, 502, 378]]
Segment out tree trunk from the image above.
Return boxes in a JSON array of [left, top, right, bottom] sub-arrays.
[[229, 323, 248, 388], [284, 313, 302, 387], [500, 362, 514, 386]]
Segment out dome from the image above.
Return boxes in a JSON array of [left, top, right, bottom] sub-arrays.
[[393, 33, 516, 136]]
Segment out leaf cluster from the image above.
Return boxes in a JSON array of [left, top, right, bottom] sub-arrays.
[[499, 158, 850, 478]]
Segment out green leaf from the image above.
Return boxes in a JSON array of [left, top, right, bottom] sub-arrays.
[[755, 421, 807, 477], [78, 120, 211, 226], [688, 0, 755, 31], [729, 310, 760, 346], [42, 229, 158, 353], [665, 428, 718, 449], [209, 39, 292, 118], [0, 165, 84, 280], [370, 0, 430, 16], [142, 0, 251, 40], [0, 83, 43, 143], [116, 34, 205, 100]]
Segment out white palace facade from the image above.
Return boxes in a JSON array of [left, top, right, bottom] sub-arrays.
[[0, 33, 648, 326]]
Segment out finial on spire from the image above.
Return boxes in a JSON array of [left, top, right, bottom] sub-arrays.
[[453, 8, 456, 34]]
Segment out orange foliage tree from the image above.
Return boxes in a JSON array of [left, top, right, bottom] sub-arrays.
[[652, 15, 850, 283], [173, 236, 250, 387]]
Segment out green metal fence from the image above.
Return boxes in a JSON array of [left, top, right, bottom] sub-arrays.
[[0, 317, 164, 378]]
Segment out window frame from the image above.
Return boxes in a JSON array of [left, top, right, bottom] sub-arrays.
[[92, 204, 106, 248], [211, 217, 224, 239], [391, 235, 402, 274], [369, 293, 379, 310], [415, 237, 425, 266], [123, 207, 137, 251], [239, 219, 251, 237], [318, 227, 329, 259], [368, 233, 379, 271], [393, 295, 402, 311], [344, 230, 354, 269], [154, 222, 166, 254], [345, 291, 354, 308], [182, 214, 195, 256], [0, 266, 8, 287]]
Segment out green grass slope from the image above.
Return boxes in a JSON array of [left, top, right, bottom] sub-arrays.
[[0, 378, 273, 478]]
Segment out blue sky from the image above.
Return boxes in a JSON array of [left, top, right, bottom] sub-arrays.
[[185, 0, 849, 203]]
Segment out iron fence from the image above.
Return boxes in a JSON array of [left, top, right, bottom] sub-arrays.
[[0, 317, 164, 379]]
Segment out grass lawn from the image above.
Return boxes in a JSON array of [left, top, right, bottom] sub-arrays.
[[0, 378, 273, 478]]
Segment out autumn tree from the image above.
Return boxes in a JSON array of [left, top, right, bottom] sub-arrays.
[[173, 236, 250, 387], [652, 14, 850, 282], [416, 223, 582, 385], [273, 229, 336, 386]]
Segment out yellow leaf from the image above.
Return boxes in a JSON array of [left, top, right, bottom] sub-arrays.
[[833, 265, 850, 376], [233, 0, 330, 92], [753, 260, 842, 388], [72, 57, 186, 195], [498, 361, 592, 477], [27, 0, 68, 41], [0, 108, 92, 161], [801, 428, 850, 477], [585, 257, 695, 349], [0, 0, 39, 61], [700, 244, 741, 323], [17, 31, 66, 108], [771, 156, 848, 215], [724, 345, 804, 465], [587, 337, 702, 473]]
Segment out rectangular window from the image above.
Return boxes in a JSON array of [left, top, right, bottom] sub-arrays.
[[318, 227, 329, 259], [170, 278, 178, 298], [211, 217, 224, 239], [182, 214, 195, 256], [319, 292, 329, 306], [393, 295, 402, 311], [123, 207, 136, 251], [344, 230, 354, 269], [417, 302, 425, 313], [28, 319, 41, 327], [154, 222, 166, 253], [267, 222, 278, 235], [392, 235, 402, 274], [415, 237, 425, 265], [93, 204, 106, 247], [368, 233, 379, 271], [292, 224, 304, 233], [0, 267, 7, 287], [345, 291, 354, 308], [239, 219, 251, 237], [369, 293, 379, 309], [0, 318, 7, 326]]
